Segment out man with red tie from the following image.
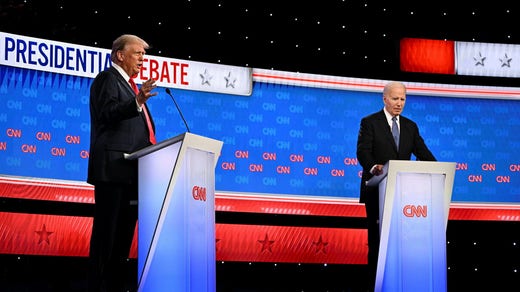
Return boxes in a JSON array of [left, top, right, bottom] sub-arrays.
[[87, 34, 158, 292]]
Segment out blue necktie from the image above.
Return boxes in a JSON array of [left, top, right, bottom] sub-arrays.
[[392, 116, 399, 150]]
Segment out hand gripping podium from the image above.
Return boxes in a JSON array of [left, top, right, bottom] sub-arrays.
[[125, 132, 223, 292], [366, 160, 456, 292]]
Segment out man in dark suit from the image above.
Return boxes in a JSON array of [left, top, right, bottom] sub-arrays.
[[87, 34, 158, 292], [356, 81, 436, 291]]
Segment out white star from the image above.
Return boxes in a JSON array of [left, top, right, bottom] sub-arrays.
[[224, 72, 236, 88], [473, 52, 486, 66], [499, 53, 512, 67], [199, 69, 213, 86]]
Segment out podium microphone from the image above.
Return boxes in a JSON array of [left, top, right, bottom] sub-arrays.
[[165, 88, 190, 133]]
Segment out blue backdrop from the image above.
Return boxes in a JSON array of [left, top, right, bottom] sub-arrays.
[[1, 66, 519, 203]]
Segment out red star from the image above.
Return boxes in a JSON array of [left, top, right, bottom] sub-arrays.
[[313, 235, 328, 254], [258, 233, 274, 253], [35, 224, 54, 245]]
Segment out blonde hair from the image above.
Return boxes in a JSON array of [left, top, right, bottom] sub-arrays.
[[110, 34, 150, 63]]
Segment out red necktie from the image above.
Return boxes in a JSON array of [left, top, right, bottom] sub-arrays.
[[129, 78, 157, 144]]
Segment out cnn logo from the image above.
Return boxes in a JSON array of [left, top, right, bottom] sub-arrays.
[[192, 186, 207, 201], [403, 205, 427, 217]]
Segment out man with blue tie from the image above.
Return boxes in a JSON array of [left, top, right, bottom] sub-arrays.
[[356, 81, 437, 291]]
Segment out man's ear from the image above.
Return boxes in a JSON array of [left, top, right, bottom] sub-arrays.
[[117, 50, 124, 62]]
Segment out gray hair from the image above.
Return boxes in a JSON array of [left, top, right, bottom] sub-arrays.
[[383, 81, 406, 96]]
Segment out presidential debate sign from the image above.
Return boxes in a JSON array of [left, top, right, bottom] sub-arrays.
[[1, 32, 519, 204]]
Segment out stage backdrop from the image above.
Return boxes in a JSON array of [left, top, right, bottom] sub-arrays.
[[0, 32, 519, 262], [1, 32, 519, 203]]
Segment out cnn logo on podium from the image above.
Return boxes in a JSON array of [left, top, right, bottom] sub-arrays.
[[403, 205, 428, 217]]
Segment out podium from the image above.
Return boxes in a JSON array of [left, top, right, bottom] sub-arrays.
[[125, 132, 223, 292], [366, 160, 456, 292]]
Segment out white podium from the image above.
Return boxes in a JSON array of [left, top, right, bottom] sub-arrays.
[[125, 132, 223, 292], [367, 160, 456, 292]]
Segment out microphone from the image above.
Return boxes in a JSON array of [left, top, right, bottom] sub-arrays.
[[165, 88, 191, 133]]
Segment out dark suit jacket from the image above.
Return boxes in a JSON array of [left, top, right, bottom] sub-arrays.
[[87, 66, 155, 185], [356, 110, 436, 203]]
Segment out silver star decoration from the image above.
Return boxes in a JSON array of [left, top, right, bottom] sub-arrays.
[[499, 53, 512, 67], [473, 52, 486, 66], [199, 69, 213, 86], [224, 72, 237, 88]]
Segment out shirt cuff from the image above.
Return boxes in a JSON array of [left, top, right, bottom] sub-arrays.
[[370, 165, 378, 174]]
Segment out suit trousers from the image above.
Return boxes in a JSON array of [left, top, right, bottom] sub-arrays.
[[87, 181, 138, 292], [364, 185, 380, 292]]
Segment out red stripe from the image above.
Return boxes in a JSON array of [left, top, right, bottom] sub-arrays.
[[216, 193, 366, 217], [400, 38, 456, 74], [1, 177, 519, 262], [216, 224, 367, 264], [0, 212, 92, 256]]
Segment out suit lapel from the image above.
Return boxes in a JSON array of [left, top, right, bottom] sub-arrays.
[[376, 111, 398, 152], [108, 67, 152, 129], [108, 67, 136, 98]]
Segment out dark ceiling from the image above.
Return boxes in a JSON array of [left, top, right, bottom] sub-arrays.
[[1, 0, 519, 87]]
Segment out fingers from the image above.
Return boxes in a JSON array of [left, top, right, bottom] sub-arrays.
[[141, 78, 157, 93], [372, 164, 384, 176], [139, 79, 158, 101], [144, 78, 156, 88]]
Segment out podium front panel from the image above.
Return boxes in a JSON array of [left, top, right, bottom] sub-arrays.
[[133, 134, 221, 292], [137, 141, 181, 280], [376, 160, 455, 292]]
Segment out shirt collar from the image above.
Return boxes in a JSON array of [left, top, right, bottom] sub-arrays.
[[112, 63, 131, 82], [383, 108, 398, 123]]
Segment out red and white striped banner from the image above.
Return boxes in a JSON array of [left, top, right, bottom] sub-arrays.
[[400, 37, 520, 78]]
